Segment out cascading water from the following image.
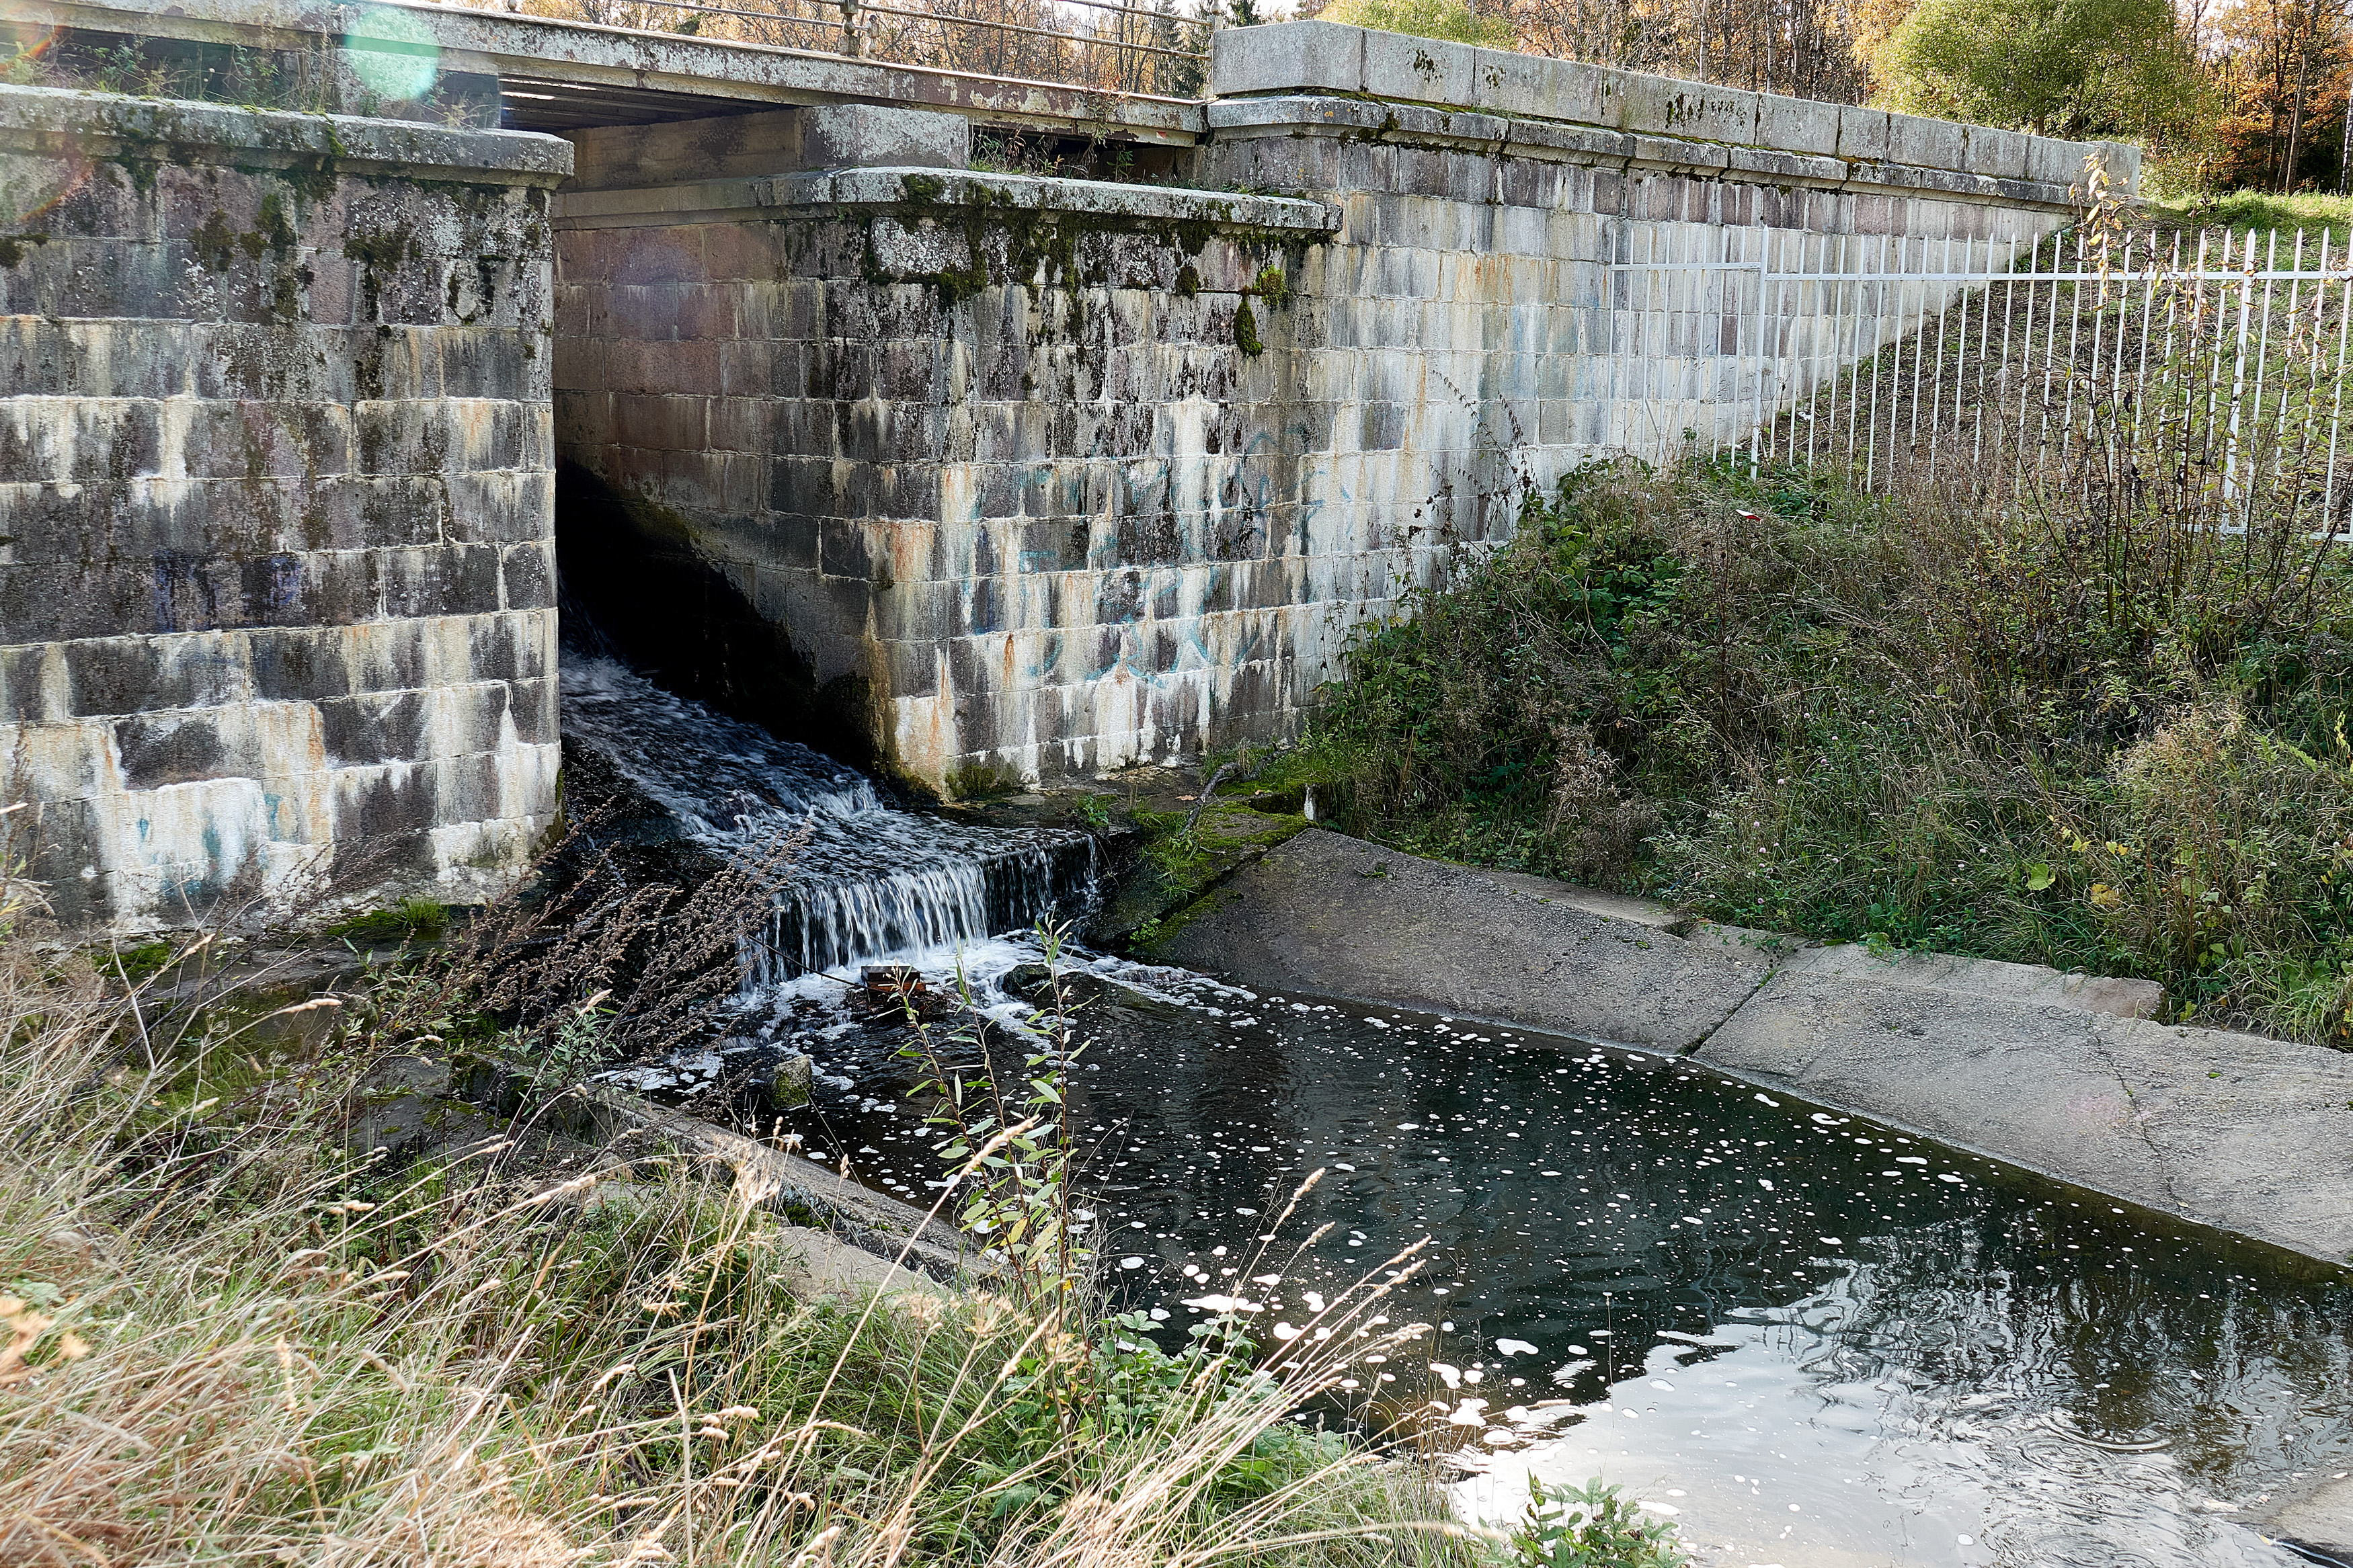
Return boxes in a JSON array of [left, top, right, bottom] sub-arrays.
[[560, 657, 1097, 985]]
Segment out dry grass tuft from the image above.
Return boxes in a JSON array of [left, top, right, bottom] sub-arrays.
[[0, 853, 1484, 1567]]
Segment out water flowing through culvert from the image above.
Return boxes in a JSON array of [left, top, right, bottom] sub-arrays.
[[559, 656, 1098, 985], [562, 657, 2353, 1568]]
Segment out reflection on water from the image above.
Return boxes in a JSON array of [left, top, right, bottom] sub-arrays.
[[768, 954, 2353, 1568]]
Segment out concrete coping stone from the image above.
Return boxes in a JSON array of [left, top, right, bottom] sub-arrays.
[[553, 166, 1339, 233], [1207, 94, 2083, 208], [32, 0, 1208, 142], [1206, 21, 2139, 195], [0, 83, 574, 183]]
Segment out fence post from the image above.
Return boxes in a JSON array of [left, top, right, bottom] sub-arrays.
[[840, 0, 869, 56]]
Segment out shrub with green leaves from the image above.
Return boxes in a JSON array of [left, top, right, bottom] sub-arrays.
[[1303, 448, 2353, 1044], [1507, 1476, 1687, 1568]]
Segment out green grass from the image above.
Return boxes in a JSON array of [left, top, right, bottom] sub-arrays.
[[329, 895, 453, 944], [2149, 189, 2353, 245], [0, 874, 1509, 1568]]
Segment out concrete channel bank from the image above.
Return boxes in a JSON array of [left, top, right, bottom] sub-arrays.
[[1152, 827, 2353, 1559], [1152, 827, 2353, 1274]]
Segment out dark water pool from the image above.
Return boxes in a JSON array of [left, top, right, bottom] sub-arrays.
[[757, 950, 2353, 1567]]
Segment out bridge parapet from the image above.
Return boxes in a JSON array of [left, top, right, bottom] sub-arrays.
[[1207, 22, 2136, 204]]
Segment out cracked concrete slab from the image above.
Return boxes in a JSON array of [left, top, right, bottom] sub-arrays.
[[2096, 1018, 2353, 1266], [1149, 828, 1772, 1051], [1693, 962, 2184, 1211]]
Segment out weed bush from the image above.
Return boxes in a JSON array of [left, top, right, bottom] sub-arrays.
[[1296, 454, 2353, 1044]]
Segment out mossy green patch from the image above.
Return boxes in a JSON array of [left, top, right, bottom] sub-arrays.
[[329, 897, 451, 945]]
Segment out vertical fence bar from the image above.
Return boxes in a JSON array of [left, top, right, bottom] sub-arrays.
[[1886, 234, 1911, 485], [1864, 233, 1886, 489], [2132, 231, 2157, 454], [1806, 231, 1825, 468], [1903, 234, 1923, 463], [1760, 226, 1782, 466], [2099, 223, 2118, 442], [2193, 226, 2212, 493], [1716, 220, 1732, 464], [2226, 229, 2256, 507], [2297, 233, 2328, 529], [1844, 233, 1864, 470], [2063, 225, 2089, 460], [2327, 241, 2349, 533], [2251, 228, 2280, 520], [2024, 226, 2042, 472], [1976, 235, 2005, 473], [2281, 229, 2307, 503], [1929, 233, 1959, 489], [2162, 233, 2182, 485]]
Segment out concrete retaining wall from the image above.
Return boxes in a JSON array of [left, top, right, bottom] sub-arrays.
[[0, 87, 572, 927]]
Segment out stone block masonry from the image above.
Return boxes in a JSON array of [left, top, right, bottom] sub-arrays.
[[0, 86, 573, 929], [555, 156, 1345, 788], [555, 34, 2119, 791], [1, 4, 2150, 867]]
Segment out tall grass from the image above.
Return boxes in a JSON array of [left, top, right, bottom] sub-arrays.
[[0, 848, 1497, 1567]]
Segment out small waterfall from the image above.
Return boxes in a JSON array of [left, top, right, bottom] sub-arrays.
[[561, 657, 1096, 983]]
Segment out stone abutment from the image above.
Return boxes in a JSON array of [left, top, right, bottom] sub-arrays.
[[0, 8, 2137, 923]]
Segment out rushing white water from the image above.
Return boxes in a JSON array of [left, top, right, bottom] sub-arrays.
[[560, 657, 1098, 982]]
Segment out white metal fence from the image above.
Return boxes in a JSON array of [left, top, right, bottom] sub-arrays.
[[1610, 220, 2353, 536]]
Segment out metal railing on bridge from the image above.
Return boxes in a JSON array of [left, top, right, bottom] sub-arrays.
[[475, 0, 1209, 99]]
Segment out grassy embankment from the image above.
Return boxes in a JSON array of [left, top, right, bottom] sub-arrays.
[[2149, 190, 2353, 242], [0, 842, 1692, 1567], [1271, 414, 2353, 1045]]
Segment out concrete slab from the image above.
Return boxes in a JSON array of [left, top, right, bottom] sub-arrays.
[[2263, 1474, 2353, 1565], [2100, 1018, 2353, 1266], [1694, 965, 2353, 1266], [1149, 829, 1771, 1051], [1207, 18, 1364, 99], [1693, 963, 2182, 1202], [1782, 942, 2164, 1019]]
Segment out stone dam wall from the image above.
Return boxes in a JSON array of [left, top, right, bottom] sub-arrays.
[[0, 11, 2138, 923], [0, 87, 570, 927]]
